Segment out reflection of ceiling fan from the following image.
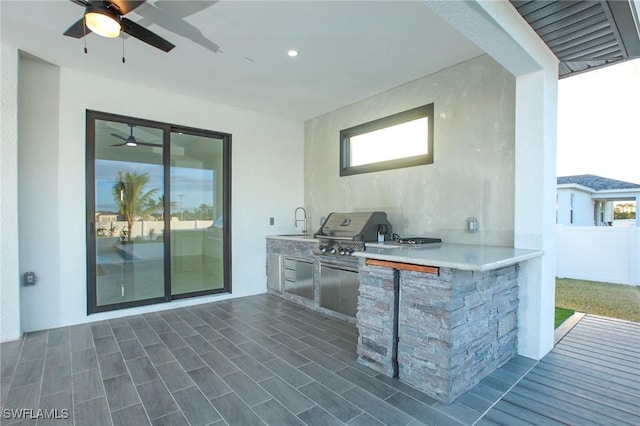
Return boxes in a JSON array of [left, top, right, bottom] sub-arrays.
[[63, 0, 175, 52], [111, 124, 162, 147]]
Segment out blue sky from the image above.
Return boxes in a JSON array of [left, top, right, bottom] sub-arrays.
[[96, 159, 215, 212]]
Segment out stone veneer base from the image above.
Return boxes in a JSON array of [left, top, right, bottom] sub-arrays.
[[357, 261, 519, 404]]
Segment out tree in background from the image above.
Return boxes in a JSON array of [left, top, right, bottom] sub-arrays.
[[195, 204, 214, 220], [164, 195, 178, 219], [614, 202, 636, 220], [142, 195, 176, 221], [113, 171, 158, 241]]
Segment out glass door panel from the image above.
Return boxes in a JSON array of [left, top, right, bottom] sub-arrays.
[[170, 131, 225, 296], [93, 119, 165, 307], [88, 111, 230, 314]]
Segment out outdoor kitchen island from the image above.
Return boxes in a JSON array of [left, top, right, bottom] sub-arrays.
[[353, 243, 543, 404]]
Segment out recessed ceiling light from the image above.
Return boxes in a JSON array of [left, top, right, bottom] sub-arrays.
[[288, 50, 299, 57]]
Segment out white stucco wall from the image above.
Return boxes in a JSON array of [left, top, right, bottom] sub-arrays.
[[557, 188, 594, 225], [11, 55, 304, 331], [18, 56, 62, 333], [305, 55, 516, 246], [513, 68, 558, 360], [1, 43, 21, 342]]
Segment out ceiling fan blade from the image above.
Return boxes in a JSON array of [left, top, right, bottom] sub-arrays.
[[63, 18, 88, 38], [121, 17, 175, 52], [110, 133, 129, 142], [109, 0, 146, 15], [69, 0, 92, 8], [136, 142, 163, 147], [110, 142, 127, 147]]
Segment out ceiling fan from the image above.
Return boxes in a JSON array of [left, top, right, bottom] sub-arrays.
[[63, 0, 175, 52], [111, 124, 162, 147]]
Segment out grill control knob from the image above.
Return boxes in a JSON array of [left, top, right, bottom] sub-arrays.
[[329, 247, 336, 254], [339, 249, 346, 255], [347, 248, 354, 255], [319, 245, 327, 253]]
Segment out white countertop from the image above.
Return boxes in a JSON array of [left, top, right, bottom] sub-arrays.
[[266, 234, 318, 242], [355, 242, 543, 271]]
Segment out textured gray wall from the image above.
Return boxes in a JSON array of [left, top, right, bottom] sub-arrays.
[[304, 55, 516, 246]]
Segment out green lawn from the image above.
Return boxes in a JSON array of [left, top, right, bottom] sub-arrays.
[[556, 278, 640, 323], [554, 307, 575, 328]]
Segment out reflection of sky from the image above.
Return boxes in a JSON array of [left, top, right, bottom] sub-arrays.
[[171, 168, 216, 212], [96, 159, 215, 212]]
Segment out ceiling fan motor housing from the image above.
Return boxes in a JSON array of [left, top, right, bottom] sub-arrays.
[[64, 0, 175, 52]]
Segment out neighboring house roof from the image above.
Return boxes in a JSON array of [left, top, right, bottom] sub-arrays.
[[510, 0, 640, 78], [557, 174, 640, 191]]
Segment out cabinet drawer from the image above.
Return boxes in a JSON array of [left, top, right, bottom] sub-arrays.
[[284, 268, 296, 281]]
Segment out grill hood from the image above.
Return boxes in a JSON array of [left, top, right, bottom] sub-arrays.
[[314, 212, 392, 242]]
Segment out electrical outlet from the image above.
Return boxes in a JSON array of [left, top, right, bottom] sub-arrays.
[[23, 272, 37, 286], [269, 217, 275, 225]]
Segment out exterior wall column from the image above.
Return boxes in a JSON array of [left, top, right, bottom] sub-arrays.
[[634, 195, 640, 284], [0, 43, 22, 342], [423, 0, 559, 360], [513, 69, 557, 359]]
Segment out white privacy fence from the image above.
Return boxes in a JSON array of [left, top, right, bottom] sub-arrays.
[[96, 220, 215, 240], [557, 225, 640, 285]]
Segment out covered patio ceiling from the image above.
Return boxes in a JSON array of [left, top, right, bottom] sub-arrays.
[[510, 0, 640, 77]]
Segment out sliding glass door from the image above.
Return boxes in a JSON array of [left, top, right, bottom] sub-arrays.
[[87, 111, 230, 313], [170, 130, 225, 296]]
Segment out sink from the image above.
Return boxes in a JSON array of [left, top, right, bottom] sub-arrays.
[[275, 234, 318, 240]]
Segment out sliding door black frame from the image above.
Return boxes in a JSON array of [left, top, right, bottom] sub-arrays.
[[86, 110, 232, 314]]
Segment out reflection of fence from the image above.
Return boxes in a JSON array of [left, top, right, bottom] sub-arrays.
[[557, 225, 640, 285], [96, 220, 214, 240]]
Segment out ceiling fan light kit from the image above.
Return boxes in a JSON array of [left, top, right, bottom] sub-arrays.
[[64, 0, 175, 53], [85, 8, 121, 38]]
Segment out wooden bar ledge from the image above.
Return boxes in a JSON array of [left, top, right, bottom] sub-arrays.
[[366, 258, 439, 275]]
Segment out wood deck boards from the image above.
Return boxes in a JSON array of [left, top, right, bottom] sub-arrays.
[[479, 315, 640, 425]]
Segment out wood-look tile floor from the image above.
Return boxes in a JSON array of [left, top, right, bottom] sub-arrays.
[[1, 295, 638, 425]]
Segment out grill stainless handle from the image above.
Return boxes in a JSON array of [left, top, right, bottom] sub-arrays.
[[320, 260, 359, 272]]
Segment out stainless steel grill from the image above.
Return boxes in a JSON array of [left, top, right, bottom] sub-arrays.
[[313, 212, 392, 256]]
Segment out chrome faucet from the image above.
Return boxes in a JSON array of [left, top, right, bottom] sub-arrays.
[[294, 207, 308, 235]]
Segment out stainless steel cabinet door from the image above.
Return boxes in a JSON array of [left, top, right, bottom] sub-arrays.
[[267, 254, 282, 292], [319, 264, 359, 317], [283, 257, 314, 299]]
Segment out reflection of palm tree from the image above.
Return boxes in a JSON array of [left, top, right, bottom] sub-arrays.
[[142, 195, 173, 220], [157, 195, 177, 220], [113, 171, 158, 241]]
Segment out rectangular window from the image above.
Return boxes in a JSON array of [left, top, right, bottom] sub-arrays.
[[570, 194, 575, 224], [340, 103, 434, 176]]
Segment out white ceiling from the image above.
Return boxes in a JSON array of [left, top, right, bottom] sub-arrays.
[[1, 0, 484, 121]]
